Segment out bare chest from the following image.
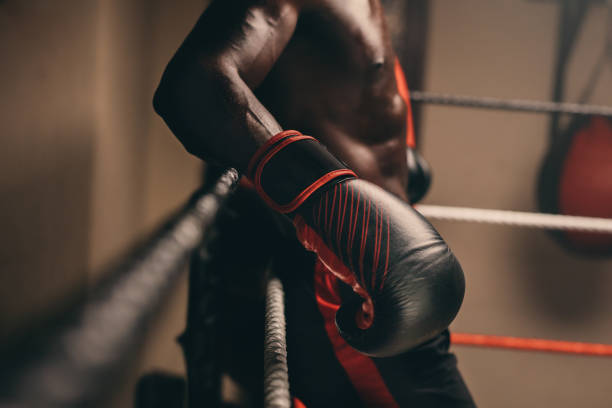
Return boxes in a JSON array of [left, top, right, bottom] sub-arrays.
[[256, 0, 405, 138]]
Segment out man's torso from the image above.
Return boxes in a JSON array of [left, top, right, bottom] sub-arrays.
[[256, 0, 409, 199]]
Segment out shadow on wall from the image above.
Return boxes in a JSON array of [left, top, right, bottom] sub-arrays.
[[513, 230, 612, 324], [0, 126, 94, 338], [0, 0, 99, 339]]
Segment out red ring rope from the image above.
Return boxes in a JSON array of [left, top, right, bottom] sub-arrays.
[[451, 332, 612, 357]]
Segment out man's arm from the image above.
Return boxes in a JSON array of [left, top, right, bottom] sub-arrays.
[[155, 0, 465, 357], [153, 0, 300, 171]]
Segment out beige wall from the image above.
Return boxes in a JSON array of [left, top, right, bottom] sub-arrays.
[[91, 0, 206, 276], [423, 1, 612, 407], [2, 0, 611, 407], [0, 0, 205, 407], [93, 2, 206, 406], [0, 0, 97, 339]]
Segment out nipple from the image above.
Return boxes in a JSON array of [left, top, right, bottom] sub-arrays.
[[371, 57, 385, 70]]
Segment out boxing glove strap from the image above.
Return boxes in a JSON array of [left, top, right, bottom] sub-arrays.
[[247, 130, 357, 213]]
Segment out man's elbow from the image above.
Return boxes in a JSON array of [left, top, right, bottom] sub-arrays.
[[152, 56, 248, 164], [152, 80, 169, 119], [153, 57, 236, 120], [153, 59, 184, 120]]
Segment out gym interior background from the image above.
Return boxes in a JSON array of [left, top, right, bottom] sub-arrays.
[[1, 0, 611, 407]]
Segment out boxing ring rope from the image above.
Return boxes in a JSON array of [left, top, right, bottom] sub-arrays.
[[3, 167, 610, 407], [451, 333, 612, 357], [406, 91, 612, 356], [0, 169, 239, 408], [416, 205, 612, 233], [264, 278, 292, 408], [409, 90, 612, 117], [415, 204, 612, 355]]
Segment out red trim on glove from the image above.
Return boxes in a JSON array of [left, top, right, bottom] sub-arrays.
[[249, 130, 357, 213], [313, 262, 398, 408], [294, 215, 374, 329], [256, 168, 356, 214], [293, 397, 307, 408], [247, 130, 300, 177]]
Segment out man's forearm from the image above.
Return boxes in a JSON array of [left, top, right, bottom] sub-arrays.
[[154, 62, 282, 172]]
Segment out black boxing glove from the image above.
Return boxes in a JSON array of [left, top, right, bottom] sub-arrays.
[[406, 147, 432, 204], [247, 130, 465, 357]]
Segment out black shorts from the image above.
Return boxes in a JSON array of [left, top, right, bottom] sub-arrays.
[[213, 183, 475, 407]]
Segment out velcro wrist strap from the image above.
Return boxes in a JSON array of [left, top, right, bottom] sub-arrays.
[[247, 130, 357, 213]]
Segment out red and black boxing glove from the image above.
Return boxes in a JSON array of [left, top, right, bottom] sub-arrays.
[[247, 130, 465, 357]]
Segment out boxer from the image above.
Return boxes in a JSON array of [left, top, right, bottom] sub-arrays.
[[154, 1, 475, 406]]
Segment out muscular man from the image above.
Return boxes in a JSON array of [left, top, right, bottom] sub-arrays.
[[154, 0, 475, 406]]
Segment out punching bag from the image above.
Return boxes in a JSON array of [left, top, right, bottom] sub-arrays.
[[538, 114, 612, 255], [538, 1, 612, 256]]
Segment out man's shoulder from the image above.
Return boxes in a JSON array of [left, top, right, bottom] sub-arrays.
[[230, 0, 324, 12], [230, 0, 303, 8], [222, 0, 309, 16]]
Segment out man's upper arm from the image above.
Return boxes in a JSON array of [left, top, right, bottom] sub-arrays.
[[176, 0, 300, 88], [153, 0, 302, 169]]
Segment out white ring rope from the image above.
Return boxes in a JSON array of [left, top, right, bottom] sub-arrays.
[[409, 90, 612, 117], [416, 205, 612, 234]]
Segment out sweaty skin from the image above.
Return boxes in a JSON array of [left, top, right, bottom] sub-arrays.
[[154, 0, 409, 200]]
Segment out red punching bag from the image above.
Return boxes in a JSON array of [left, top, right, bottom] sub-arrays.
[[538, 115, 612, 255], [538, 1, 612, 255], [558, 116, 612, 251]]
